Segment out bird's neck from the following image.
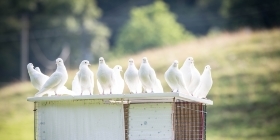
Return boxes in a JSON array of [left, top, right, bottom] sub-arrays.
[[142, 63, 150, 68], [130, 65, 137, 70], [57, 65, 67, 74], [80, 66, 89, 72]]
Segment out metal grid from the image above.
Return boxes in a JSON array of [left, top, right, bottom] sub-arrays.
[[174, 100, 207, 140]]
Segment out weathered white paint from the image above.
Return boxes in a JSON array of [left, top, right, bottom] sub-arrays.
[[36, 100, 125, 140], [27, 93, 213, 105], [128, 103, 173, 140]]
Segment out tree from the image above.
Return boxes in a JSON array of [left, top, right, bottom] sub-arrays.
[[0, 0, 110, 84], [221, 0, 280, 29], [115, 0, 193, 54]]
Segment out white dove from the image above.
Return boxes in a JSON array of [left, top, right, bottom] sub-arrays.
[[96, 57, 115, 94], [35, 58, 68, 97], [71, 72, 81, 95], [193, 65, 213, 99], [188, 60, 201, 94], [124, 58, 142, 94], [27, 63, 49, 90], [165, 60, 189, 94], [180, 57, 193, 87], [78, 60, 94, 95], [180, 57, 201, 95], [138, 57, 158, 93], [112, 65, 124, 94]]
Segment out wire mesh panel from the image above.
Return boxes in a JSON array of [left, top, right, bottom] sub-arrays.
[[174, 100, 206, 140], [36, 100, 125, 140]]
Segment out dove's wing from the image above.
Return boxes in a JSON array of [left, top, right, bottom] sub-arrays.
[[188, 67, 201, 94], [193, 79, 202, 97], [31, 73, 43, 90], [72, 72, 81, 95], [154, 79, 163, 93], [176, 71, 187, 90], [180, 66, 191, 86], [42, 73, 62, 89], [112, 70, 123, 94], [136, 80, 142, 93], [97, 80, 103, 94], [35, 72, 62, 97], [149, 68, 158, 87], [57, 86, 74, 96], [119, 77, 124, 94], [110, 69, 116, 90], [90, 71, 94, 94]]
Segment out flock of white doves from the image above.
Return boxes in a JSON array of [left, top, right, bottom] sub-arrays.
[[27, 57, 212, 99]]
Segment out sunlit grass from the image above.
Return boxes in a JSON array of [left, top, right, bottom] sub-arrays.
[[0, 29, 280, 139]]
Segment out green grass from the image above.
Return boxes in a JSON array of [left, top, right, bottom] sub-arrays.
[[0, 29, 280, 140]]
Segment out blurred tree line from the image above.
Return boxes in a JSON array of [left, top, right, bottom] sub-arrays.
[[0, 0, 279, 85]]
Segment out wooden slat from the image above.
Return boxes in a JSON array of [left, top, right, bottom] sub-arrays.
[[123, 104, 129, 140]]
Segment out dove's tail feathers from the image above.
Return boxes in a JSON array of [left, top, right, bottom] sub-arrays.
[[35, 90, 48, 97], [192, 85, 201, 98], [97, 80, 103, 94], [136, 82, 143, 93], [179, 87, 192, 96], [57, 86, 74, 96]]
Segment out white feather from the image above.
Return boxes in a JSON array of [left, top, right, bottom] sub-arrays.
[[138, 57, 158, 93], [165, 60, 190, 95], [112, 65, 124, 94], [96, 57, 115, 94], [35, 58, 68, 97], [193, 65, 213, 99], [78, 60, 94, 95], [124, 58, 142, 94]]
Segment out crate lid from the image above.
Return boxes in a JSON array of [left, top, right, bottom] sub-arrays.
[[27, 93, 213, 105]]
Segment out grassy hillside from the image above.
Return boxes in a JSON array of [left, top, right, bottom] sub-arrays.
[[0, 29, 279, 140]]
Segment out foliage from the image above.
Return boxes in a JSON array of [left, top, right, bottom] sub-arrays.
[[221, 0, 280, 29], [115, 0, 193, 54], [1, 29, 280, 139], [0, 0, 110, 83]]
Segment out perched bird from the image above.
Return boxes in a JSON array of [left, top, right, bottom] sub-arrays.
[[96, 57, 115, 94], [35, 58, 68, 97], [124, 59, 142, 94], [188, 60, 201, 94], [180, 57, 193, 87], [27, 63, 49, 90], [78, 60, 94, 95], [180, 57, 201, 95], [165, 60, 188, 93], [138, 57, 158, 93], [193, 65, 213, 99], [112, 65, 124, 94]]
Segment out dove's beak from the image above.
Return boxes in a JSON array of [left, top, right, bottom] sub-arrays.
[[88, 64, 91, 66]]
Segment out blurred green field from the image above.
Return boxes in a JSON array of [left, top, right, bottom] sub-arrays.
[[0, 29, 279, 140]]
